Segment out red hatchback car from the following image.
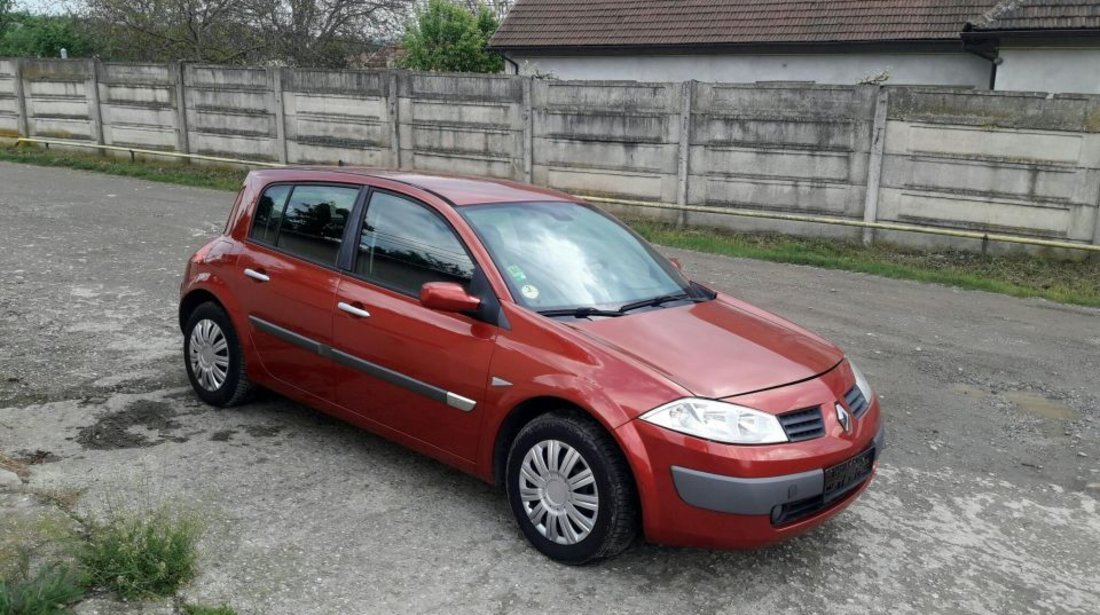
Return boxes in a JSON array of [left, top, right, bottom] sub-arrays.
[[180, 168, 884, 564]]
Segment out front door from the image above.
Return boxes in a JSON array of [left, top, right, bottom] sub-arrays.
[[236, 182, 361, 400], [331, 189, 496, 462]]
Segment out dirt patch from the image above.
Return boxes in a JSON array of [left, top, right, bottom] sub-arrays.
[[14, 449, 61, 465], [75, 400, 186, 450], [210, 430, 235, 442], [242, 424, 283, 438]]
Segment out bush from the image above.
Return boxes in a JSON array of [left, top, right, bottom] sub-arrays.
[[78, 509, 200, 600], [401, 0, 504, 73]]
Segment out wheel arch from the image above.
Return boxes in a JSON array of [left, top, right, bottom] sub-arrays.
[[491, 395, 636, 492], [179, 288, 226, 332]]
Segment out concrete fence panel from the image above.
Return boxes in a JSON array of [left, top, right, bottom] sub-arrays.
[[184, 65, 279, 162], [881, 88, 1100, 245], [0, 59, 20, 137], [688, 83, 875, 231], [282, 69, 391, 167], [98, 63, 178, 151], [20, 59, 96, 142], [398, 72, 524, 179], [531, 80, 682, 203]]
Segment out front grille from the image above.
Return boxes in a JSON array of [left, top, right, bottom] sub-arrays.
[[778, 406, 825, 442], [845, 385, 870, 418]]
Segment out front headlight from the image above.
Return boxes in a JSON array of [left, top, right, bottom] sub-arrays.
[[850, 361, 874, 402], [640, 398, 788, 445]]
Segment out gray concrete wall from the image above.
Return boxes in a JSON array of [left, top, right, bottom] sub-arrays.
[[509, 52, 993, 88], [0, 59, 1097, 252]]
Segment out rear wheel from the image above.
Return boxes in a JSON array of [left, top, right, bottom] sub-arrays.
[[505, 411, 640, 564], [183, 302, 253, 407]]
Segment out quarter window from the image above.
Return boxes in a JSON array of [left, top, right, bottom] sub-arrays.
[[356, 191, 474, 295], [250, 184, 359, 267], [250, 185, 290, 244]]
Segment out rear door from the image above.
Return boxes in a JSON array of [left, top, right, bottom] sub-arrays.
[[331, 189, 497, 462], [237, 182, 363, 400]]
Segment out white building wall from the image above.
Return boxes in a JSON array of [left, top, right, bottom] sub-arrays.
[[509, 52, 992, 87], [995, 47, 1100, 94]]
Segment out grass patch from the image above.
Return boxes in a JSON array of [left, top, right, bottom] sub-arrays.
[[0, 145, 247, 192], [3, 143, 1097, 307], [630, 219, 1100, 308], [78, 509, 201, 600], [182, 605, 238, 615], [0, 559, 84, 615]]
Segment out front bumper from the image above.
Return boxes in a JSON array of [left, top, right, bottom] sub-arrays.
[[671, 425, 884, 519], [614, 363, 883, 549]]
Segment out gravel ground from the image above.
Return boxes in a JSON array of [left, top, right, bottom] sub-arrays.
[[1, 161, 1098, 615]]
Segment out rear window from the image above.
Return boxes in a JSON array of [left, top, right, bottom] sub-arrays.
[[249, 184, 360, 267]]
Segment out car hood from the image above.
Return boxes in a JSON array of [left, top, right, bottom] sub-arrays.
[[568, 297, 843, 400]]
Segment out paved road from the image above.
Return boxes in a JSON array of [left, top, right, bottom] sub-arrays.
[[1, 162, 1098, 615]]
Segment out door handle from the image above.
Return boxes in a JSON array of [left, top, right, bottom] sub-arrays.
[[338, 301, 371, 318], [244, 268, 270, 283]]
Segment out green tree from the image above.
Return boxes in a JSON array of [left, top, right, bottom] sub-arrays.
[[0, 12, 100, 58], [401, 0, 504, 73]]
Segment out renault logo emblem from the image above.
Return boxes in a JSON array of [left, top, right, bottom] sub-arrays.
[[835, 403, 853, 433]]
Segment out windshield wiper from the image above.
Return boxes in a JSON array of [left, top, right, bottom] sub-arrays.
[[618, 292, 706, 314], [538, 307, 624, 319]]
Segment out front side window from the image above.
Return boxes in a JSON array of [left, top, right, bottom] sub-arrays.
[[461, 201, 690, 311], [250, 184, 359, 266], [355, 191, 474, 296]]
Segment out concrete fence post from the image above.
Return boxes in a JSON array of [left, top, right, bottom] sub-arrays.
[[172, 62, 190, 155], [269, 67, 288, 164], [862, 86, 889, 245], [12, 59, 29, 138], [521, 76, 533, 183], [388, 72, 400, 169], [675, 80, 693, 228], [86, 59, 104, 145]]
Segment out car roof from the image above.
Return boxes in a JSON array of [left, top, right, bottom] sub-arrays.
[[252, 167, 580, 207]]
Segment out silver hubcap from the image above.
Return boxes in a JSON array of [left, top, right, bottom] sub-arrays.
[[519, 440, 599, 545], [188, 319, 229, 392]]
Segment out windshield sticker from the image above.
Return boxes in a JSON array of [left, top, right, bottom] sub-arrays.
[[521, 284, 540, 300], [506, 265, 527, 283]]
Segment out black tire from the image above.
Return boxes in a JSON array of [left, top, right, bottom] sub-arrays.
[[183, 302, 254, 407], [505, 410, 640, 564]]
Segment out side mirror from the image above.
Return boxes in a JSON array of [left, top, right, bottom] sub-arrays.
[[420, 282, 481, 313]]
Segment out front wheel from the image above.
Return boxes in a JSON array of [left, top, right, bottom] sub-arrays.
[[183, 302, 253, 407], [505, 411, 640, 564]]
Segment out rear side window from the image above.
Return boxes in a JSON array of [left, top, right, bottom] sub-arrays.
[[249, 184, 359, 267], [356, 191, 474, 295]]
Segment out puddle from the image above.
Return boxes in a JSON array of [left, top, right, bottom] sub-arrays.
[[1004, 392, 1078, 421]]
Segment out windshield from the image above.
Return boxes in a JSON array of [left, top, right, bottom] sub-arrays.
[[461, 201, 692, 312]]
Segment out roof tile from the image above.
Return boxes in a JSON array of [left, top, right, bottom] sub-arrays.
[[491, 0, 1001, 48]]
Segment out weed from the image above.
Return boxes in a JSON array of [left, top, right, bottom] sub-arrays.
[[0, 558, 84, 615], [0, 146, 248, 192], [182, 605, 238, 615], [78, 509, 200, 600]]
